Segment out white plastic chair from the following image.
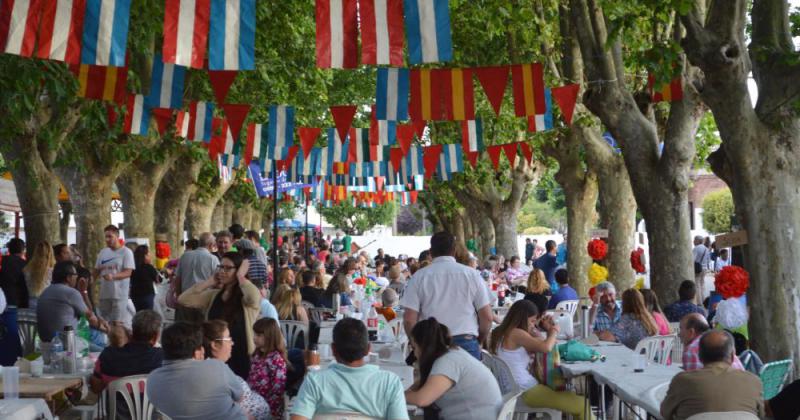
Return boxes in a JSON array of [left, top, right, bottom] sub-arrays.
[[634, 335, 676, 366], [481, 350, 561, 419], [497, 391, 524, 420], [282, 320, 310, 350], [308, 307, 334, 324], [102, 374, 156, 420], [554, 299, 579, 317]]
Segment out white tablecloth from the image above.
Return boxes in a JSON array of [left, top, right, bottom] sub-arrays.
[[560, 343, 681, 419], [0, 398, 53, 420]]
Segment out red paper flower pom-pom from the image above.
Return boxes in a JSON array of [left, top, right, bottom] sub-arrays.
[[587, 239, 608, 261], [630, 248, 646, 274], [714, 265, 750, 299]]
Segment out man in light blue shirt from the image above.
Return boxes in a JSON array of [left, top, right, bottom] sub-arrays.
[[290, 318, 409, 420]]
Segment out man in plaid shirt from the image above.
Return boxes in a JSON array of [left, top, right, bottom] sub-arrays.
[[591, 282, 622, 332], [680, 313, 744, 370]]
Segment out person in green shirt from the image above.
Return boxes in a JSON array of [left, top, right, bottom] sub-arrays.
[[343, 234, 352, 255], [331, 233, 344, 253]]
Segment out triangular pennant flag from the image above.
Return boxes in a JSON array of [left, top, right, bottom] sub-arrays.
[[486, 145, 503, 171], [390, 147, 405, 172], [502, 142, 518, 168], [375, 176, 385, 191], [298, 127, 322, 159], [221, 103, 250, 141], [409, 190, 418, 204], [330, 105, 357, 143], [208, 70, 238, 104], [396, 124, 415, 155], [520, 142, 534, 164], [551, 84, 580, 125], [412, 119, 426, 139], [474, 66, 510, 115], [286, 146, 300, 166], [466, 151, 479, 168], [423, 145, 443, 180], [152, 108, 174, 136]]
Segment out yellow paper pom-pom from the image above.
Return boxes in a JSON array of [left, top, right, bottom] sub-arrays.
[[155, 257, 168, 270], [588, 263, 609, 286], [634, 277, 645, 290]]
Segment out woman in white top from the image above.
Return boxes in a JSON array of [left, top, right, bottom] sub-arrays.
[[490, 299, 593, 420]]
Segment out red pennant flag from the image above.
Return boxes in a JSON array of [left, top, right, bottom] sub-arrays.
[[551, 84, 580, 125], [330, 105, 357, 143], [502, 142, 518, 167], [286, 145, 300, 166], [466, 151, 479, 168], [208, 70, 237, 104], [396, 124, 415, 155], [152, 108, 173, 136], [520, 142, 534, 164], [409, 190, 418, 204], [375, 176, 384, 191], [412, 119, 426, 139], [298, 127, 322, 159], [486, 145, 503, 171], [221, 103, 250, 142], [474, 66, 510, 115], [389, 147, 404, 172], [423, 145, 443, 180], [208, 117, 225, 159]]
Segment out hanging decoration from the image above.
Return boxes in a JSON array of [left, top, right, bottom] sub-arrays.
[[145, 53, 186, 109], [208, 0, 255, 70], [486, 145, 502, 171], [330, 105, 357, 144], [461, 119, 484, 153], [474, 65, 510, 116], [122, 93, 150, 136], [511, 63, 546, 117], [587, 239, 608, 261], [403, 0, 452, 64], [422, 144, 442, 179], [527, 88, 554, 132], [588, 263, 608, 286], [267, 105, 295, 159], [69, 61, 128, 103], [208, 70, 237, 104], [151, 108, 173, 136], [358, 0, 404, 66], [375, 67, 409, 121], [519, 142, 534, 164], [395, 124, 415, 156], [315, 0, 358, 68], [501, 142, 518, 168], [163, 0, 209, 68], [81, 0, 132, 66], [187, 101, 214, 143], [221, 103, 250, 142], [245, 123, 265, 165], [551, 84, 580, 125], [347, 128, 371, 162], [630, 248, 646, 274], [648, 74, 683, 103], [298, 127, 322, 159], [0, 0, 85, 62], [714, 266, 750, 299], [174, 109, 189, 138]]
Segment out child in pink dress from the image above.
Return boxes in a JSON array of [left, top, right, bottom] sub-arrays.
[[247, 318, 288, 419]]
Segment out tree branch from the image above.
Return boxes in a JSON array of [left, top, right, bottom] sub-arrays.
[[751, 0, 794, 54]]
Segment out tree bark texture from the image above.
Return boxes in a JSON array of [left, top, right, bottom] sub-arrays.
[[569, 0, 702, 304], [223, 200, 234, 231], [186, 179, 231, 237], [681, 0, 800, 370], [544, 124, 599, 296], [116, 154, 178, 245], [210, 201, 225, 233], [154, 156, 203, 255]]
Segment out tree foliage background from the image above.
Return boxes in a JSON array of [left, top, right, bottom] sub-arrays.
[[702, 189, 733, 234]]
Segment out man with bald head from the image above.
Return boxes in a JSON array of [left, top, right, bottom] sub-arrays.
[[661, 330, 764, 419], [679, 313, 744, 371], [174, 232, 219, 322]]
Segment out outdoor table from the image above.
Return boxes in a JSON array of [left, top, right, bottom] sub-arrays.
[[0, 376, 82, 414], [0, 398, 54, 420], [559, 342, 681, 420]]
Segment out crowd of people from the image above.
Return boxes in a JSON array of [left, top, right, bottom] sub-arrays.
[[0, 226, 798, 420]]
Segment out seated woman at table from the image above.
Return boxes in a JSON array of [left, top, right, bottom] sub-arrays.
[[405, 318, 503, 420], [524, 268, 551, 300], [596, 288, 658, 349], [202, 320, 271, 420], [489, 299, 593, 420], [274, 284, 309, 325], [640, 289, 671, 335], [248, 318, 288, 419], [320, 266, 353, 309]]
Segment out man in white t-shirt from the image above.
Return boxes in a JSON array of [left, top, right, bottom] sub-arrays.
[[94, 225, 135, 327], [400, 232, 492, 360]]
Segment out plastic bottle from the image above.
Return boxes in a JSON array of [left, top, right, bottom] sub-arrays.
[[61, 326, 77, 374], [50, 335, 64, 373], [77, 316, 91, 357]]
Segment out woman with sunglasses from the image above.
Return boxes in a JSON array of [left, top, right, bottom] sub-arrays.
[[179, 252, 261, 379]]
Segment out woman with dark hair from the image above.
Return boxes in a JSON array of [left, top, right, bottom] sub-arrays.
[[321, 259, 355, 309], [640, 289, 670, 335], [404, 318, 502, 420], [490, 300, 590, 419], [130, 245, 160, 311], [597, 288, 658, 349], [202, 320, 270, 420], [179, 251, 260, 379]]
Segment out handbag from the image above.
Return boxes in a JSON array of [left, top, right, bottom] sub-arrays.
[[530, 345, 567, 391], [558, 340, 601, 362], [694, 249, 707, 274]]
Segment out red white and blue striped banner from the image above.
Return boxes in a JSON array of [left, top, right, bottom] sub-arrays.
[[163, 0, 209, 68], [0, 0, 84, 61], [145, 54, 186, 109], [527, 88, 554, 133], [81, 0, 131, 66], [375, 68, 409, 121], [175, 109, 190, 138], [208, 0, 255, 70], [369, 118, 396, 146], [437, 143, 463, 181], [403, 0, 451, 64], [246, 122, 266, 166], [461, 119, 484, 152], [187, 101, 214, 142], [0, 0, 40, 57], [347, 128, 371, 163], [123, 94, 150, 136], [358, 0, 404, 66], [315, 0, 357, 68], [325, 128, 350, 162], [268, 105, 295, 159]]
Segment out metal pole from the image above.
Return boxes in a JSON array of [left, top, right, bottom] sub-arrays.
[[304, 197, 309, 261], [271, 164, 279, 295]]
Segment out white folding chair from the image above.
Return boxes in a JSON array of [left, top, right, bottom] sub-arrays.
[[481, 350, 561, 419], [103, 375, 156, 420], [497, 391, 524, 420], [554, 299, 579, 317], [634, 335, 676, 366], [282, 320, 310, 350]]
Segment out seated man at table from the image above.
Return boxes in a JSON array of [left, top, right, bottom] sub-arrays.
[[679, 313, 744, 371], [89, 310, 163, 394], [37, 261, 109, 342], [547, 268, 578, 309], [589, 281, 621, 332], [290, 318, 408, 420], [660, 330, 764, 419], [663, 280, 707, 322], [147, 322, 246, 419]]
